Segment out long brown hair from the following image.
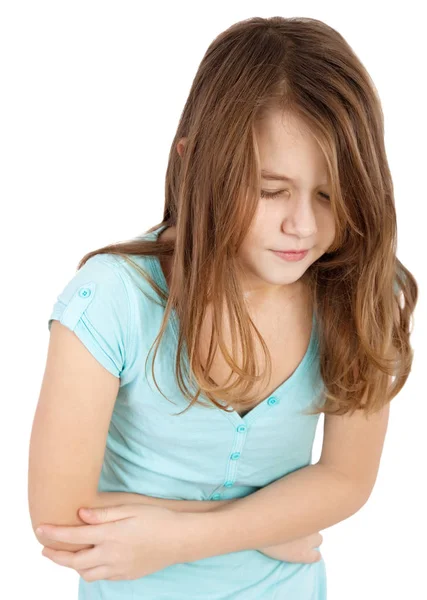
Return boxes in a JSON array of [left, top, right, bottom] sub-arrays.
[[76, 16, 418, 418]]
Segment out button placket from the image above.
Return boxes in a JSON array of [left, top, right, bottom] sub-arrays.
[[210, 396, 280, 500], [210, 421, 248, 499]]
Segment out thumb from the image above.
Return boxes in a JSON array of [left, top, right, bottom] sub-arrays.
[[78, 505, 130, 523]]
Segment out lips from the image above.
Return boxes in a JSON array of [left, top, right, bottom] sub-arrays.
[[271, 248, 309, 262], [275, 249, 309, 253]]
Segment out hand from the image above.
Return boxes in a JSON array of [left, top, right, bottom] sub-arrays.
[[39, 503, 186, 582], [258, 532, 323, 564]]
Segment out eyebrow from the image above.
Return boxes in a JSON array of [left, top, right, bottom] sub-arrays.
[[261, 169, 328, 186]]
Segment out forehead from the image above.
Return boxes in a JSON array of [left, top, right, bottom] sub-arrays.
[[255, 111, 329, 186]]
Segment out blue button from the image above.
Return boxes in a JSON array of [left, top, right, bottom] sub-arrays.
[[267, 396, 279, 406], [212, 493, 222, 500], [237, 425, 246, 432], [224, 481, 233, 487], [78, 287, 91, 298], [230, 452, 241, 460]]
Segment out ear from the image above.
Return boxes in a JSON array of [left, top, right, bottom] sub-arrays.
[[177, 137, 187, 157]]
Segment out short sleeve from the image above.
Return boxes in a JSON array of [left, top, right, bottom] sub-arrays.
[[48, 254, 135, 381]]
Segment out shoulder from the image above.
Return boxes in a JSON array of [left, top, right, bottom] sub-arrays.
[[48, 253, 138, 381]]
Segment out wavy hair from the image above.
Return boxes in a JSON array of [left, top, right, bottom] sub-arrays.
[[77, 16, 418, 418]]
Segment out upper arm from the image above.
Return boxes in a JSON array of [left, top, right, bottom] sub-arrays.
[[318, 400, 390, 502], [28, 255, 136, 551], [318, 296, 398, 499]]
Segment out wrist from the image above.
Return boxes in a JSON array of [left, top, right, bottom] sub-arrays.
[[175, 507, 237, 563], [175, 511, 213, 563]]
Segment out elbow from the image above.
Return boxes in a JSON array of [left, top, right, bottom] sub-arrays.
[[320, 464, 373, 515], [347, 480, 376, 515], [29, 499, 97, 553], [349, 472, 379, 512], [27, 455, 99, 552]]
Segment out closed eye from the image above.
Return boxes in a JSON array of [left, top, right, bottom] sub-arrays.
[[260, 190, 330, 201]]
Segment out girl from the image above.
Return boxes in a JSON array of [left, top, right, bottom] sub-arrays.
[[29, 16, 417, 599]]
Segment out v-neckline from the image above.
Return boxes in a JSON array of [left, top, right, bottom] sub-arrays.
[[144, 224, 317, 425]]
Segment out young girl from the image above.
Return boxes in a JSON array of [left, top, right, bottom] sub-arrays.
[[29, 16, 417, 599]]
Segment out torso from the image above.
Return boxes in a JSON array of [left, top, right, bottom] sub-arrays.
[[157, 226, 313, 418]]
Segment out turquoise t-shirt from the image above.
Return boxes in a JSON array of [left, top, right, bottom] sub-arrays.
[[48, 224, 327, 599]]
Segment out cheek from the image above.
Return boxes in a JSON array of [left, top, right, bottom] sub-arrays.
[[318, 210, 335, 239], [238, 243, 258, 267], [236, 240, 267, 275]]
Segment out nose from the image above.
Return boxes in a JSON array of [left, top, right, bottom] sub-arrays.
[[281, 195, 317, 238]]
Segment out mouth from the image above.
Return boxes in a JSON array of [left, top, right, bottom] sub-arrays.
[[273, 247, 311, 252], [271, 249, 309, 262]]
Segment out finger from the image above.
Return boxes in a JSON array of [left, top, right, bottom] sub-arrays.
[[79, 505, 135, 524], [42, 547, 82, 571], [311, 549, 322, 562], [43, 544, 103, 571], [77, 565, 119, 583], [37, 523, 109, 545]]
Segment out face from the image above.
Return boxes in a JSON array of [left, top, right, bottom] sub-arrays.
[[176, 108, 335, 304], [237, 108, 336, 302]]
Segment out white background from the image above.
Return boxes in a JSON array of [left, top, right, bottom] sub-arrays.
[[2, 1, 425, 598]]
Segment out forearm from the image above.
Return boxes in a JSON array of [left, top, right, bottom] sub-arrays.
[[35, 492, 234, 554], [178, 463, 369, 563], [95, 491, 236, 513]]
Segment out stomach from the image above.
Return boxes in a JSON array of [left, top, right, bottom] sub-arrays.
[[79, 548, 327, 600]]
